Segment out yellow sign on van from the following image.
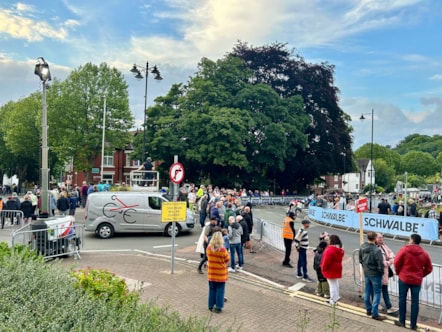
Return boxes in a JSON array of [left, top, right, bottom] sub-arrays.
[[161, 201, 187, 222]]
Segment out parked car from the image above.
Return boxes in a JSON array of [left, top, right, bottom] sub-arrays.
[[84, 191, 195, 239]]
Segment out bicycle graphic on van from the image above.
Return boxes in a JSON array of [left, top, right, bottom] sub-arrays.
[[103, 195, 139, 224]]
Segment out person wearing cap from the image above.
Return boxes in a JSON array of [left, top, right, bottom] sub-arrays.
[[282, 211, 296, 268], [197, 216, 218, 274], [20, 195, 33, 225], [136, 157, 154, 186], [294, 219, 314, 282], [377, 198, 390, 215]]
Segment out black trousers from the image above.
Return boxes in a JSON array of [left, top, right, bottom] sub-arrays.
[[283, 238, 293, 264]]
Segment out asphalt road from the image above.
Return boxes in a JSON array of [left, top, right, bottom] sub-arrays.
[[2, 205, 441, 265]]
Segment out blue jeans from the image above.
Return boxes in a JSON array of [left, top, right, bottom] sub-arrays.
[[297, 248, 307, 277], [364, 275, 382, 317], [208, 281, 226, 310], [398, 279, 421, 329], [381, 284, 392, 309], [199, 211, 207, 227], [230, 243, 243, 268]]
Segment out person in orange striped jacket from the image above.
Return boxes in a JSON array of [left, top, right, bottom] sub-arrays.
[[206, 231, 230, 313]]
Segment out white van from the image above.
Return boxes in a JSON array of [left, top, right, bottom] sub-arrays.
[[84, 192, 195, 239]]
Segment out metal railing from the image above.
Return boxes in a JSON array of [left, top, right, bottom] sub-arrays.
[[1, 210, 25, 229], [240, 196, 295, 206], [352, 248, 442, 323], [11, 217, 83, 260], [252, 217, 284, 251], [129, 170, 160, 192]]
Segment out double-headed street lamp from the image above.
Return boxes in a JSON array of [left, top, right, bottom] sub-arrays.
[[360, 109, 374, 212], [130, 62, 162, 162], [34, 57, 51, 216]]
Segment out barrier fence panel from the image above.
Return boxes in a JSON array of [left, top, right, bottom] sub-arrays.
[[252, 218, 284, 252], [1, 210, 24, 229], [353, 249, 442, 322], [11, 217, 84, 260]]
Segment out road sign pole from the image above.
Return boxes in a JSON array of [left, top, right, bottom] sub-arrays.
[[171, 155, 178, 274]]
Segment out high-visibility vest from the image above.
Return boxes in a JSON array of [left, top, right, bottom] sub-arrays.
[[282, 216, 294, 240]]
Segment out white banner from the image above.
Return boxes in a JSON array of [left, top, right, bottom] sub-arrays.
[[308, 206, 439, 241]]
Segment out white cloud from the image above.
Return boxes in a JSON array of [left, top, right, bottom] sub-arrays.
[[430, 74, 442, 81], [16, 2, 35, 13], [0, 9, 68, 42]]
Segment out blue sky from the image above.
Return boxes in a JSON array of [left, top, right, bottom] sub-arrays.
[[0, 0, 441, 149]]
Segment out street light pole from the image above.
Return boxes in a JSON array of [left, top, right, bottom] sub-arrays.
[[34, 57, 51, 217], [100, 95, 107, 184], [360, 109, 374, 212], [130, 62, 162, 162]]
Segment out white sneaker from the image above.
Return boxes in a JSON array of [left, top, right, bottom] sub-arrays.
[[387, 307, 398, 314], [237, 266, 243, 270], [228, 267, 236, 273]]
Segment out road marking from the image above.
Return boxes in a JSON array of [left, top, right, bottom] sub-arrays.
[[153, 244, 178, 249]]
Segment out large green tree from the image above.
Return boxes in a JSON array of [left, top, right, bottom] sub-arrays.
[[400, 151, 438, 177], [48, 63, 134, 181], [355, 143, 401, 173], [145, 55, 309, 188], [395, 134, 442, 158], [0, 96, 42, 184], [230, 42, 353, 187]]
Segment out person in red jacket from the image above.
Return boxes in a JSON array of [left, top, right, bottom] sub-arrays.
[[321, 234, 345, 305], [394, 233, 432, 330]]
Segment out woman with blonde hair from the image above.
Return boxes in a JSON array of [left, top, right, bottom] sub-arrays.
[[206, 231, 230, 313]]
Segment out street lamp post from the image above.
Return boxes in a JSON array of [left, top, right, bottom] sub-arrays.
[[360, 109, 374, 212], [100, 94, 107, 184], [341, 152, 346, 191], [34, 57, 51, 217], [130, 62, 162, 162]]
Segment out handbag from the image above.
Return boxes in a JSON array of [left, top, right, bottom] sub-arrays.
[[388, 266, 394, 278]]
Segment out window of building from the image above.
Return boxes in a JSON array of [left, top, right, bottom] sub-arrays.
[[334, 175, 338, 181], [103, 155, 114, 167], [103, 174, 113, 184]]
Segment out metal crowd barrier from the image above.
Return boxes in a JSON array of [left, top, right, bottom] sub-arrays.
[[11, 217, 84, 260], [252, 218, 284, 251], [240, 196, 295, 206], [352, 249, 442, 323], [1, 210, 24, 229]]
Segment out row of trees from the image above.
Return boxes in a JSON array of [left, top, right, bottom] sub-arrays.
[[355, 134, 442, 192], [1, 42, 439, 193], [0, 63, 134, 186]]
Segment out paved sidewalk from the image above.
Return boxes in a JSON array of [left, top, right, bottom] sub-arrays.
[[57, 247, 440, 332]]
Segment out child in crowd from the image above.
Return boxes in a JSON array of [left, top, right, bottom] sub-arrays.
[[222, 228, 230, 251], [313, 240, 330, 298]]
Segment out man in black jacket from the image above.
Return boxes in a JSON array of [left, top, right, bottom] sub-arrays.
[[359, 231, 386, 321]]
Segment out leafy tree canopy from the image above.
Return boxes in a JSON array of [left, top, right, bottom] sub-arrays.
[[145, 54, 310, 189]]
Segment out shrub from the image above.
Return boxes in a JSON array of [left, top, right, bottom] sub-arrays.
[[0, 243, 223, 331], [71, 268, 140, 307]]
